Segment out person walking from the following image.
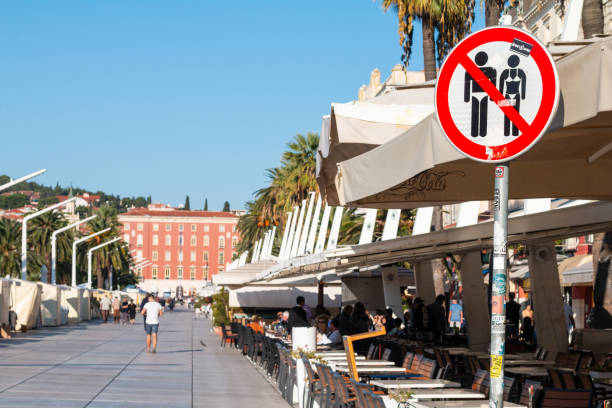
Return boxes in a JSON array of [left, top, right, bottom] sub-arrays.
[[128, 300, 137, 325], [120, 298, 130, 325], [112, 296, 120, 324], [100, 295, 112, 323], [141, 295, 163, 353], [448, 299, 464, 333]]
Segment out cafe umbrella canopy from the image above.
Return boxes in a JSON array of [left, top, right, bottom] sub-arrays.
[[331, 37, 612, 208]]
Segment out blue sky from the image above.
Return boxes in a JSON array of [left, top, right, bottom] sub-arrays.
[[0, 1, 484, 210]]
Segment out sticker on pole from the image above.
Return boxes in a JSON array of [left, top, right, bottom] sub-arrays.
[[435, 26, 559, 163]]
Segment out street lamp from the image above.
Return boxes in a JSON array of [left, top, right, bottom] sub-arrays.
[[50, 215, 96, 284], [0, 169, 46, 193], [87, 237, 120, 288], [72, 228, 110, 287], [21, 197, 77, 281]]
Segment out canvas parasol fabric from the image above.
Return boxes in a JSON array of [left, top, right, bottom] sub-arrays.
[[317, 84, 434, 204], [334, 37, 612, 208], [39, 282, 61, 326]]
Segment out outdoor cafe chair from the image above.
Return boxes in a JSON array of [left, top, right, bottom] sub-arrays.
[[302, 357, 323, 408], [577, 372, 612, 404], [349, 379, 370, 408], [366, 343, 378, 360], [363, 391, 386, 408], [547, 368, 565, 389], [534, 388, 592, 408], [219, 323, 239, 348], [381, 348, 393, 361], [519, 379, 543, 407], [560, 370, 578, 390], [315, 363, 337, 408], [332, 373, 357, 408], [555, 352, 581, 371], [472, 368, 515, 401]]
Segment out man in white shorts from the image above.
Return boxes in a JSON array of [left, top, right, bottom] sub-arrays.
[[141, 295, 163, 353]]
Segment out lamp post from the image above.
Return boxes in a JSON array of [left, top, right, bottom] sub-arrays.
[[21, 197, 77, 281], [50, 215, 96, 284], [0, 169, 46, 193], [72, 228, 110, 287], [87, 237, 120, 288]]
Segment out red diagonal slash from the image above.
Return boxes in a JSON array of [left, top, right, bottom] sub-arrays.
[[459, 54, 530, 134]]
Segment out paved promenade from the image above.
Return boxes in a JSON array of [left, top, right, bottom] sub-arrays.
[[0, 307, 288, 408]]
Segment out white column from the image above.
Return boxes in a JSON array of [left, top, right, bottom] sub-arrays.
[[297, 192, 316, 256], [260, 231, 270, 261], [381, 265, 403, 319], [251, 239, 261, 263], [305, 194, 322, 254], [266, 226, 276, 258], [290, 200, 307, 258], [87, 237, 121, 288], [358, 208, 378, 245], [51, 215, 97, 285], [414, 261, 437, 304], [461, 251, 491, 351], [381, 209, 401, 241], [72, 228, 111, 287], [284, 207, 299, 259], [0, 169, 46, 193], [315, 204, 331, 254], [326, 207, 344, 250], [278, 212, 293, 260]]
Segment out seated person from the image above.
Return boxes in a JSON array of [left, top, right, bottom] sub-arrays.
[[317, 317, 342, 345], [388, 318, 403, 337]]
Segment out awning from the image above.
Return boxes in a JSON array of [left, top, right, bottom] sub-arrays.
[[559, 254, 594, 285], [333, 37, 612, 208], [317, 84, 435, 205], [212, 260, 278, 286]]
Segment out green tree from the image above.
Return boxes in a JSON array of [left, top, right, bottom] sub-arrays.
[[29, 211, 73, 283], [0, 218, 44, 279], [222, 201, 230, 212], [0, 194, 29, 209], [38, 196, 59, 208], [184, 195, 191, 210], [382, 0, 475, 80], [204, 198, 208, 211], [146, 195, 152, 205]]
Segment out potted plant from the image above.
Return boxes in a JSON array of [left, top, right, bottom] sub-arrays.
[[212, 288, 230, 337]]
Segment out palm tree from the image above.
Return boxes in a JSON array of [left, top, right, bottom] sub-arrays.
[[582, 0, 604, 39], [382, 0, 475, 81], [29, 211, 72, 283], [80, 206, 134, 289], [0, 218, 44, 279]]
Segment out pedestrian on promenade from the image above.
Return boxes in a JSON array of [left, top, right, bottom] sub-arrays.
[[448, 298, 464, 333], [112, 296, 121, 324], [140, 294, 150, 331], [100, 295, 111, 323], [128, 300, 137, 325], [141, 294, 163, 353], [120, 298, 130, 325]]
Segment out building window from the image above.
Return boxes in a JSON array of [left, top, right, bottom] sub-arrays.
[[218, 252, 224, 264], [232, 225, 236, 232], [219, 236, 225, 249], [137, 250, 143, 261], [137, 223, 143, 231], [204, 225, 209, 232], [124, 223, 130, 231], [232, 237, 238, 248], [218, 266, 224, 274], [191, 224, 196, 232], [153, 223, 159, 231], [165, 235, 171, 245], [137, 234, 143, 247], [178, 235, 183, 246], [219, 224, 225, 233], [165, 224, 172, 231], [177, 267, 183, 280], [152, 251, 158, 261], [203, 235, 209, 246], [203, 251, 209, 262], [165, 251, 171, 261], [179, 224, 184, 231], [190, 251, 196, 262], [178, 250, 183, 262], [124, 233, 130, 244], [202, 266, 208, 280], [191, 235, 196, 246], [152, 266, 158, 279], [191, 267, 196, 280], [164, 266, 170, 280], [152, 234, 158, 245]]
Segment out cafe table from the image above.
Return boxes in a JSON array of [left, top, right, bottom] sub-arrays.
[[371, 379, 460, 389], [323, 355, 366, 361], [332, 360, 396, 367], [399, 388, 486, 401], [403, 400, 527, 408], [335, 366, 409, 375], [504, 366, 549, 377]]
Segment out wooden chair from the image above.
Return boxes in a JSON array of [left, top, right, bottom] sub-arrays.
[[332, 373, 357, 408], [555, 352, 580, 371], [577, 372, 612, 404], [381, 348, 392, 361], [471, 369, 489, 395], [366, 343, 377, 360], [302, 357, 322, 408], [315, 363, 335, 408], [349, 379, 370, 408], [560, 370, 578, 390], [538, 349, 549, 361], [535, 389, 592, 408], [401, 352, 414, 369], [519, 379, 542, 407], [577, 352, 593, 372], [363, 391, 386, 408], [547, 368, 564, 389], [219, 323, 238, 348]]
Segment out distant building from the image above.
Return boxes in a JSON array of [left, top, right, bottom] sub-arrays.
[[118, 205, 240, 293]]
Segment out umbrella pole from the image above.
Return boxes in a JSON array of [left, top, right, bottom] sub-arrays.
[[490, 162, 509, 408]]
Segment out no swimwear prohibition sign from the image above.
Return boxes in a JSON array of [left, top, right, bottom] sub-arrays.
[[435, 26, 559, 162]]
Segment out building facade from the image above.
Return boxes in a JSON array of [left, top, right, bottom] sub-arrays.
[[118, 206, 239, 293]]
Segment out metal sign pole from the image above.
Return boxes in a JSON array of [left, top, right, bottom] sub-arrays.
[[490, 162, 509, 407]]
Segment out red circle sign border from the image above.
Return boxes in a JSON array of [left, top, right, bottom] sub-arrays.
[[435, 26, 560, 163]]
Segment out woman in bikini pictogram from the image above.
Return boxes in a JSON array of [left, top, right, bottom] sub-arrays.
[[499, 55, 527, 136]]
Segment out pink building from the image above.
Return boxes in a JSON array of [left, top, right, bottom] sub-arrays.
[[118, 206, 240, 291]]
